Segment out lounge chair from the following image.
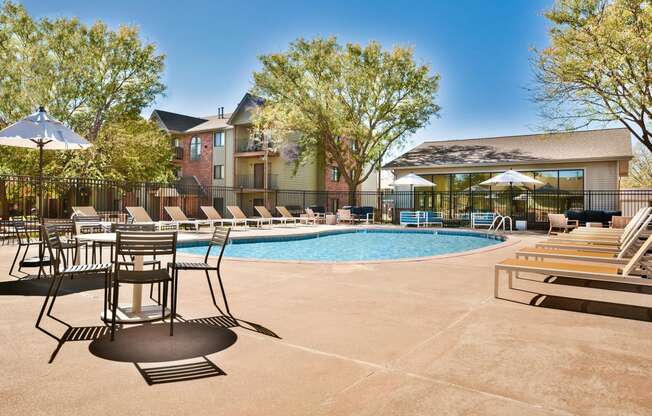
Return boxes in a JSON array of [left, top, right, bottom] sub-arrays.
[[546, 213, 578, 234], [125, 206, 175, 230], [200, 206, 247, 228], [164, 206, 212, 231], [495, 235, 652, 298], [544, 209, 651, 245], [525, 212, 652, 259], [337, 209, 355, 224], [227, 205, 271, 228], [72, 206, 99, 217], [305, 208, 326, 224], [400, 211, 443, 227], [255, 206, 297, 226], [276, 206, 316, 225]]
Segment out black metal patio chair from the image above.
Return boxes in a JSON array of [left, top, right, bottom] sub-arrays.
[[35, 225, 112, 329], [111, 223, 161, 271], [9, 220, 50, 278], [110, 231, 177, 341], [167, 227, 233, 319]]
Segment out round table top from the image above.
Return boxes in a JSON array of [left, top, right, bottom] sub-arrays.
[[76, 232, 201, 243]]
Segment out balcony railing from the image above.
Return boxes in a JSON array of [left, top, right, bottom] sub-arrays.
[[236, 174, 279, 189], [173, 146, 184, 160], [236, 139, 278, 153]]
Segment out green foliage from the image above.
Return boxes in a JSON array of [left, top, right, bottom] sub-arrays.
[[0, 1, 168, 181], [623, 144, 652, 188], [533, 0, 652, 151], [252, 37, 440, 196]]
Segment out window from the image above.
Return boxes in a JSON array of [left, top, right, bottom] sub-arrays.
[[559, 169, 583, 191], [533, 171, 558, 191], [213, 164, 224, 180], [452, 173, 470, 191], [172, 138, 180, 147], [331, 166, 340, 182], [190, 137, 201, 160], [213, 131, 224, 147]]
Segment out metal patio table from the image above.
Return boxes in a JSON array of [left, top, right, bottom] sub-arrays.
[[76, 232, 199, 323]]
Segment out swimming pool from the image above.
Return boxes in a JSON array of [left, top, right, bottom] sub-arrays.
[[178, 229, 505, 262]]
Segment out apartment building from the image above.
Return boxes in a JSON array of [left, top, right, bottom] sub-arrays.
[[151, 93, 378, 214]]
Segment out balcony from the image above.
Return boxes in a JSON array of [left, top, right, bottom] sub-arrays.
[[236, 174, 279, 190], [173, 146, 184, 160], [235, 139, 278, 157]]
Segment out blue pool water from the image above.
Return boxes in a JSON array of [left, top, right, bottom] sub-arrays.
[[178, 229, 503, 262]]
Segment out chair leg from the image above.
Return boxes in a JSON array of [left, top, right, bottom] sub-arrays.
[[110, 278, 119, 341], [171, 271, 178, 336], [215, 267, 232, 317], [103, 270, 109, 325], [46, 273, 66, 317], [161, 281, 169, 334], [35, 274, 61, 328], [18, 244, 29, 274], [9, 245, 22, 276]]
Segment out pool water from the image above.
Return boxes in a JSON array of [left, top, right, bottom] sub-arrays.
[[178, 229, 503, 262]]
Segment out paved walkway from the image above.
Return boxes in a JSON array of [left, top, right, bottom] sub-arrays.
[[1, 232, 651, 415]]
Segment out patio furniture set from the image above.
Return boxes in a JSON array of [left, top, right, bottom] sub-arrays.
[[495, 207, 652, 299], [399, 211, 514, 231]]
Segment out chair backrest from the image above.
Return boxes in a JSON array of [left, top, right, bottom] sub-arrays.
[[254, 206, 273, 219], [622, 234, 652, 276], [111, 223, 156, 232], [227, 206, 247, 219], [164, 206, 189, 221], [114, 231, 177, 271], [617, 213, 652, 258], [205, 226, 231, 263], [547, 213, 567, 227], [200, 206, 222, 220], [125, 206, 153, 223], [337, 209, 352, 220], [620, 207, 652, 242], [12, 220, 34, 245], [276, 206, 294, 218], [41, 224, 65, 272], [305, 208, 316, 218], [400, 211, 421, 225], [72, 206, 98, 217]]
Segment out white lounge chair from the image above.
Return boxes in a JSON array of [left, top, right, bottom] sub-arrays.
[[164, 206, 212, 231], [255, 206, 297, 226], [200, 206, 246, 228], [125, 206, 175, 230], [495, 235, 652, 298], [276, 206, 315, 225], [227, 206, 272, 228]]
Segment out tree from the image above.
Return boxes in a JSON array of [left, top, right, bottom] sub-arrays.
[[623, 144, 652, 188], [0, 1, 167, 178], [532, 0, 652, 151], [252, 37, 440, 202]]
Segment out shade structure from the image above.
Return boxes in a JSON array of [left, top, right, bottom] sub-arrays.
[[391, 173, 436, 188], [480, 170, 542, 217], [391, 173, 435, 210], [479, 170, 543, 187], [0, 107, 91, 219]]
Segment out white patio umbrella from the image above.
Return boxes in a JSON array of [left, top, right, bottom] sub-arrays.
[[391, 173, 435, 209], [0, 107, 92, 218], [480, 170, 542, 216], [479, 170, 543, 188]]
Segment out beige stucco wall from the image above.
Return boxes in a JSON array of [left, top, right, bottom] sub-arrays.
[[392, 160, 624, 191], [212, 128, 234, 187]]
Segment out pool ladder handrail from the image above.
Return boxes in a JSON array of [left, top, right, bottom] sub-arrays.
[[488, 213, 513, 232]]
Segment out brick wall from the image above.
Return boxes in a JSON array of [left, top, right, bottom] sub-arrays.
[[178, 132, 214, 187]]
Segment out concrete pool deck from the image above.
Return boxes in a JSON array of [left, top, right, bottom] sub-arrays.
[[1, 230, 652, 415]]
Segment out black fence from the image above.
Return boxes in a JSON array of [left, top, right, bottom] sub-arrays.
[[1, 175, 651, 229]]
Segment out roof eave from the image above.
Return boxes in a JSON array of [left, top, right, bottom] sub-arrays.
[[382, 155, 634, 170]]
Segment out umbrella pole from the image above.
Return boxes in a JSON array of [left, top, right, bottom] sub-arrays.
[[38, 142, 44, 223]]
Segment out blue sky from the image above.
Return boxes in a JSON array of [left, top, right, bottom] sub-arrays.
[[20, 0, 554, 158]]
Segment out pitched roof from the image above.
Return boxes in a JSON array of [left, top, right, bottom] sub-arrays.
[[384, 128, 633, 169], [185, 113, 234, 133], [151, 110, 207, 133], [227, 93, 265, 125]]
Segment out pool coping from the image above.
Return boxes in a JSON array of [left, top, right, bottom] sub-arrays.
[[177, 226, 521, 264]]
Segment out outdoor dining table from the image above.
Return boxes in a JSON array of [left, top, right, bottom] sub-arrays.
[[75, 232, 198, 323]]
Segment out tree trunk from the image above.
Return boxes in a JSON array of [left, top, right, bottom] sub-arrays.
[[346, 179, 358, 206]]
